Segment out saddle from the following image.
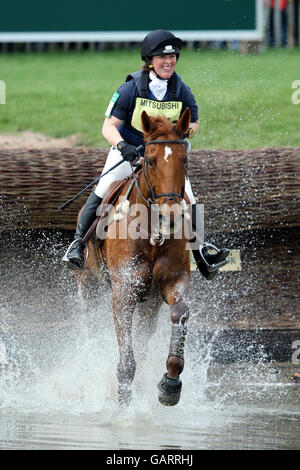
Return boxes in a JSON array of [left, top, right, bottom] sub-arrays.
[[82, 176, 134, 245]]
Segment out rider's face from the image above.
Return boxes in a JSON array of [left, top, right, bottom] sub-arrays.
[[151, 54, 177, 79]]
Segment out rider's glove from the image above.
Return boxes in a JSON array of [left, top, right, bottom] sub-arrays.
[[117, 141, 139, 162]]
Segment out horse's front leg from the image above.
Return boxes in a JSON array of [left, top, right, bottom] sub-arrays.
[[111, 285, 137, 407], [158, 274, 190, 406]]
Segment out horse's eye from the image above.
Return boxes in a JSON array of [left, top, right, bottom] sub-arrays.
[[148, 159, 155, 168], [183, 157, 188, 168]]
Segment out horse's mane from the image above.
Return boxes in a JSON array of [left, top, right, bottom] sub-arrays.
[[143, 115, 180, 141]]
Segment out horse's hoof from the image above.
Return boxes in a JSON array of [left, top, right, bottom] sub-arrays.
[[157, 373, 182, 406], [118, 384, 132, 406]]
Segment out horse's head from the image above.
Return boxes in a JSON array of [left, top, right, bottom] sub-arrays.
[[141, 107, 191, 237]]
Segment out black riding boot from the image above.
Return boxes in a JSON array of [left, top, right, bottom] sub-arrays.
[[191, 203, 229, 280], [62, 191, 102, 270]]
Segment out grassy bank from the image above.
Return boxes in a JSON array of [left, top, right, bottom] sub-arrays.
[[0, 48, 299, 148]]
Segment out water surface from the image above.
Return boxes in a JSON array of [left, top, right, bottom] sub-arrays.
[[0, 230, 299, 450]]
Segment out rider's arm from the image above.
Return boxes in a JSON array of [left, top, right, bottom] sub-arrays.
[[102, 115, 124, 148]]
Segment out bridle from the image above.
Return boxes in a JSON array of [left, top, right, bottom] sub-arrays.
[[132, 138, 187, 208]]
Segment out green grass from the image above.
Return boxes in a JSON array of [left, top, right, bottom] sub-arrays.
[[0, 47, 299, 149]]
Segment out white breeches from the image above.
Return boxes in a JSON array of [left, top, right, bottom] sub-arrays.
[[94, 146, 196, 205]]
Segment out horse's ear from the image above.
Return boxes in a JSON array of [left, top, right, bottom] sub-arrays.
[[141, 110, 152, 134], [175, 107, 191, 136]]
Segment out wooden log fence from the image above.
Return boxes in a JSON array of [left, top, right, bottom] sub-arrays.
[[0, 146, 299, 235]]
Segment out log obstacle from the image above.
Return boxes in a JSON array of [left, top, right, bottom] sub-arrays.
[[0, 146, 299, 233]]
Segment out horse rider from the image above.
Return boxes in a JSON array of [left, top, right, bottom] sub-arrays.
[[62, 29, 229, 277]]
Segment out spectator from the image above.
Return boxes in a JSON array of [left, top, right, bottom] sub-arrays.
[[267, 0, 288, 47]]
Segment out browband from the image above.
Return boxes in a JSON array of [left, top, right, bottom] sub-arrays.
[[145, 139, 185, 146]]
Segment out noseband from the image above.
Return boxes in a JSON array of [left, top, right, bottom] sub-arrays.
[[136, 138, 187, 207]]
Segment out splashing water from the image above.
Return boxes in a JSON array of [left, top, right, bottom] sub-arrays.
[[0, 229, 299, 450]]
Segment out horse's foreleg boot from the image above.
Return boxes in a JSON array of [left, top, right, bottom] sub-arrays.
[[117, 364, 136, 385], [118, 384, 132, 407], [167, 301, 189, 378], [116, 349, 136, 406], [168, 323, 187, 360], [117, 351, 136, 383], [158, 373, 182, 406], [167, 322, 187, 376]]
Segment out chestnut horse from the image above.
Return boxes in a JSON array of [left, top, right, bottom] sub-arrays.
[[82, 108, 192, 406]]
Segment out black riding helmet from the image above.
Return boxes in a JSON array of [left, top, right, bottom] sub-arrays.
[[141, 30, 182, 61]]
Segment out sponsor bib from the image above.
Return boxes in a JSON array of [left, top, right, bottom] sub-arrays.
[[131, 97, 182, 132]]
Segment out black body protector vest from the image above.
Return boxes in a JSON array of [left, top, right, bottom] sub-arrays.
[[126, 70, 183, 133]]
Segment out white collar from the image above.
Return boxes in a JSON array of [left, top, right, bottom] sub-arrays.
[[149, 71, 168, 101]]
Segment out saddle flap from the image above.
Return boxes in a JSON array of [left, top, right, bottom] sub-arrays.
[[101, 178, 130, 207], [81, 179, 130, 244], [94, 178, 132, 242]]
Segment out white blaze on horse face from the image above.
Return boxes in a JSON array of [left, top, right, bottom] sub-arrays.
[[164, 146, 172, 162]]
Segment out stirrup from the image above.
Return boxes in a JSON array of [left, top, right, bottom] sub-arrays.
[[62, 238, 90, 271], [200, 243, 228, 273]]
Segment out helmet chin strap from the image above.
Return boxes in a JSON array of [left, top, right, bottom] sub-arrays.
[[155, 73, 168, 81], [151, 69, 168, 81], [147, 60, 168, 81]]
